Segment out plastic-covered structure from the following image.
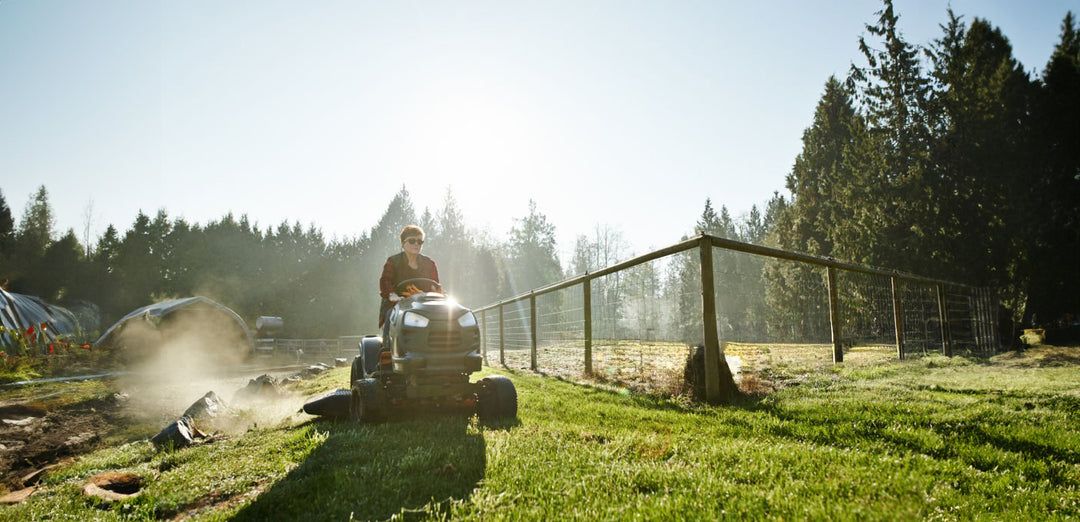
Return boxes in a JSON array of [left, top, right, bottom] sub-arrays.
[[95, 296, 253, 353], [0, 289, 83, 350]]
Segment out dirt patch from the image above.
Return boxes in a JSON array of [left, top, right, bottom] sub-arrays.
[[990, 345, 1080, 368], [0, 366, 315, 495], [0, 394, 126, 492]]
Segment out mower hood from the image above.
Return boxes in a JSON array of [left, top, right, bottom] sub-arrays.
[[397, 293, 471, 322]]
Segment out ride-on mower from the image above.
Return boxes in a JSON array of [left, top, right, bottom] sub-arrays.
[[349, 278, 517, 423]]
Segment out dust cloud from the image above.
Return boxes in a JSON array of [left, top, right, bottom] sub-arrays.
[[111, 308, 303, 432]]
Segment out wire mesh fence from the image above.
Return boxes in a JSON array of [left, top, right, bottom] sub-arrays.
[[474, 235, 1001, 398], [535, 286, 585, 377], [500, 300, 531, 369], [590, 255, 689, 393]]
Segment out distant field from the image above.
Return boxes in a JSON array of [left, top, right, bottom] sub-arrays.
[[1, 345, 1078, 520]]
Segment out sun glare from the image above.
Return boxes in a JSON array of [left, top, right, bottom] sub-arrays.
[[397, 79, 544, 182]]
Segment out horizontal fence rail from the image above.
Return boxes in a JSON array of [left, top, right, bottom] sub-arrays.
[[474, 234, 1000, 402]]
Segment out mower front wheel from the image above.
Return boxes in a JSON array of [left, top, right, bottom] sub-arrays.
[[350, 378, 385, 424], [477, 375, 517, 422]]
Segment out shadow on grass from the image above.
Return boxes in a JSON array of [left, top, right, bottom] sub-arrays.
[[493, 366, 767, 416], [231, 413, 486, 521], [743, 391, 1080, 484], [497, 367, 695, 414]]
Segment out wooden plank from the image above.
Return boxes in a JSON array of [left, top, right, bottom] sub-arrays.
[[891, 276, 905, 360], [480, 308, 488, 365], [473, 233, 974, 316], [498, 303, 505, 366], [699, 239, 721, 402], [827, 267, 844, 363], [530, 293, 538, 371], [937, 284, 951, 356], [583, 276, 593, 376]]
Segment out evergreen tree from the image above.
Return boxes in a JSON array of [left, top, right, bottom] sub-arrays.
[[16, 185, 55, 259], [356, 187, 417, 329], [782, 77, 861, 257], [740, 205, 767, 245], [849, 0, 933, 271], [36, 229, 84, 300], [87, 225, 123, 320], [8, 185, 57, 293], [695, 199, 720, 236], [114, 211, 157, 312], [369, 186, 417, 257], [924, 12, 1036, 330], [506, 200, 561, 294], [1028, 11, 1080, 324], [0, 189, 14, 283], [430, 189, 471, 298], [0, 189, 13, 253]]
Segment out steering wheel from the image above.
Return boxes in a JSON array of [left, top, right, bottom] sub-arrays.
[[395, 278, 442, 297]]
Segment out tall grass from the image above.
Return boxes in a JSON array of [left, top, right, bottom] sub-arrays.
[[1, 347, 1078, 520]]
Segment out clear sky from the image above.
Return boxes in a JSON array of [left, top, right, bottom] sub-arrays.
[[1, 1, 1075, 262]]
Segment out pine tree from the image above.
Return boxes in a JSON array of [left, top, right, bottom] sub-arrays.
[[506, 200, 561, 294], [36, 229, 84, 300], [16, 185, 55, 259], [849, 0, 933, 271], [925, 13, 1035, 291], [1027, 12, 1080, 324], [0, 189, 14, 283], [783, 77, 861, 257]]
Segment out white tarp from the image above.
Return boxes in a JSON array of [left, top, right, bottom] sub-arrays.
[[94, 296, 253, 350], [0, 289, 82, 349]]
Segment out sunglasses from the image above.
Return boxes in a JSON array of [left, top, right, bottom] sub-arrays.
[[404, 238, 424, 245]]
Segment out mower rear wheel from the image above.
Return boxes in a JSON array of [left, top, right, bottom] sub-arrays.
[[350, 356, 363, 385], [477, 375, 517, 422], [350, 378, 385, 424]]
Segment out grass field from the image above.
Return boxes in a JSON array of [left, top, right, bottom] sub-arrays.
[[1, 345, 1078, 520]]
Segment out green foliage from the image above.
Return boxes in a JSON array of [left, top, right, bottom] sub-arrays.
[[0, 189, 14, 280], [4, 185, 61, 294], [774, 0, 1079, 336], [1025, 11, 1080, 324], [0, 182, 576, 340], [0, 355, 43, 383], [15, 185, 55, 260], [506, 199, 562, 294]]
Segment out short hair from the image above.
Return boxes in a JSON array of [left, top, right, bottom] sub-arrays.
[[400, 225, 425, 243]]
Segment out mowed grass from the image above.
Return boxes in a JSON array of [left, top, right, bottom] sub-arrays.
[[2, 346, 1079, 520]]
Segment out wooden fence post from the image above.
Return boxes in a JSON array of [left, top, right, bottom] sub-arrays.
[[584, 276, 593, 376], [699, 237, 721, 403], [530, 293, 538, 371], [987, 289, 1000, 354], [480, 309, 488, 366], [937, 284, 952, 356], [498, 302, 505, 366], [891, 276, 904, 360], [978, 289, 987, 353], [827, 266, 844, 363]]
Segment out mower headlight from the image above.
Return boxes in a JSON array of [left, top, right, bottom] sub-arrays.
[[457, 311, 477, 328], [402, 312, 429, 328]]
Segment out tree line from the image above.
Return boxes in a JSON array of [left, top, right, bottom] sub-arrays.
[[1, 1, 1076, 342], [772, 1, 1079, 332], [0, 185, 572, 339]]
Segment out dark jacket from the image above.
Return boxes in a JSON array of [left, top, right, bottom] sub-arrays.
[[378, 252, 440, 326]]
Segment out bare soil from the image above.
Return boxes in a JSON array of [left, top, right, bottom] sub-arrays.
[[0, 363, 318, 496], [0, 393, 126, 492]]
